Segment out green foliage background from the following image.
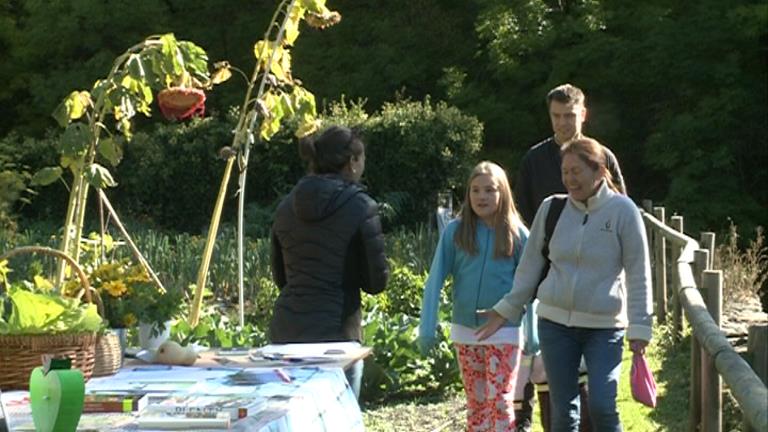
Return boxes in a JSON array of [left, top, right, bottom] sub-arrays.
[[0, 0, 766, 234]]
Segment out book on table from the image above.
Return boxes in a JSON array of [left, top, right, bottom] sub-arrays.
[[141, 394, 267, 420], [83, 393, 150, 413]]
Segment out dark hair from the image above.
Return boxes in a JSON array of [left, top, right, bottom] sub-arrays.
[[546, 83, 585, 107], [561, 137, 620, 193], [299, 126, 364, 174]]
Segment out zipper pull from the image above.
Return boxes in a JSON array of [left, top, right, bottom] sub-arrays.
[[583, 213, 589, 225]]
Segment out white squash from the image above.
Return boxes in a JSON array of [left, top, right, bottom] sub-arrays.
[[155, 340, 197, 366]]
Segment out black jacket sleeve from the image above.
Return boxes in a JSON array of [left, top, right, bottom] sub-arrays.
[[603, 146, 627, 194], [357, 201, 389, 294], [515, 155, 535, 227], [270, 229, 287, 290]]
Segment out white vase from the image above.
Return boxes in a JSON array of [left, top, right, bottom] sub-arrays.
[[138, 320, 171, 351]]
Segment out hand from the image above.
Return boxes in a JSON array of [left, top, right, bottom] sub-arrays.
[[629, 339, 648, 354], [474, 309, 507, 341]]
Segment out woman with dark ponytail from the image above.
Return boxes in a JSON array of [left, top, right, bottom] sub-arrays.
[[269, 125, 389, 399]]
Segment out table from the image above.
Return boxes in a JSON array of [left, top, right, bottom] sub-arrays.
[[1, 342, 370, 431]]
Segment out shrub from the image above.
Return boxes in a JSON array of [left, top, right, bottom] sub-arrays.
[[363, 97, 483, 228], [714, 222, 768, 310]]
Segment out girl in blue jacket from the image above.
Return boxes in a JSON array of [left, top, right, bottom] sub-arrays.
[[419, 161, 529, 432]]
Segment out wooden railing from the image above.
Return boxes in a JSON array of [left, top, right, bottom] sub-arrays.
[[640, 203, 767, 432]]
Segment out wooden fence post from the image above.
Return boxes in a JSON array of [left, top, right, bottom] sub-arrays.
[[744, 325, 768, 432], [670, 215, 684, 338], [689, 248, 709, 432], [701, 270, 723, 432], [700, 232, 716, 269], [642, 200, 653, 247], [653, 206, 668, 324]]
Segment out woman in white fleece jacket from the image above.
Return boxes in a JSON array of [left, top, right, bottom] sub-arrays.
[[477, 137, 653, 432]]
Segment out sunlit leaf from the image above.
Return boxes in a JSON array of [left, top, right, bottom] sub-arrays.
[[118, 117, 133, 141], [295, 118, 321, 138], [279, 93, 295, 116], [263, 91, 284, 118], [126, 54, 145, 80], [291, 86, 317, 118], [253, 40, 273, 65], [33, 275, 54, 292], [299, 0, 327, 14], [211, 66, 232, 85], [52, 91, 92, 128], [120, 75, 139, 92], [284, 8, 303, 46], [260, 116, 282, 141], [31, 167, 63, 186], [0, 259, 10, 285], [60, 123, 91, 164], [98, 137, 123, 166], [178, 41, 209, 81], [277, 48, 292, 82], [160, 33, 183, 76], [137, 80, 153, 114], [84, 163, 117, 188]]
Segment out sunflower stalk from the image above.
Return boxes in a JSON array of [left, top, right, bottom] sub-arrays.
[[188, 0, 340, 327]]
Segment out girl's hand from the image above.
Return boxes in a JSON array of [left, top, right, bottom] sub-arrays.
[[475, 309, 507, 340], [629, 339, 648, 354]]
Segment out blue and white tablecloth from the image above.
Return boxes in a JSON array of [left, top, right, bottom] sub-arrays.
[[1, 365, 363, 431]]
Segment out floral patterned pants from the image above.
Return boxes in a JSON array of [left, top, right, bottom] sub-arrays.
[[456, 343, 521, 432]]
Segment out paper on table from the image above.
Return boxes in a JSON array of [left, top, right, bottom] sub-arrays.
[[86, 366, 235, 394], [256, 341, 360, 357]]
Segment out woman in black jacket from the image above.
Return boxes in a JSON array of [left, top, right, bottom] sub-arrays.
[[269, 125, 389, 399]]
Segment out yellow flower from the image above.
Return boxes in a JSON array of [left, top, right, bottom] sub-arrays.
[[102, 280, 128, 298], [123, 313, 137, 327]]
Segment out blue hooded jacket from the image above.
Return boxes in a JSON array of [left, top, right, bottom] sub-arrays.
[[418, 219, 529, 353]]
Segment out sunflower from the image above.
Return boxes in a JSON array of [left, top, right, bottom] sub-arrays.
[[102, 280, 128, 298], [123, 313, 138, 327]]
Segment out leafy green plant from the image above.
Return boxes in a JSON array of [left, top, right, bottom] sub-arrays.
[[31, 33, 228, 288], [715, 222, 767, 304], [0, 283, 102, 334], [361, 304, 460, 402], [171, 303, 267, 349], [0, 150, 35, 233]]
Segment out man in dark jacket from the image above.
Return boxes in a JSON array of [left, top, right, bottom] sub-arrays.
[[513, 84, 626, 432]]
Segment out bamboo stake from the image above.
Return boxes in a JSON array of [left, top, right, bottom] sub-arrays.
[[189, 155, 236, 327], [98, 190, 166, 294]]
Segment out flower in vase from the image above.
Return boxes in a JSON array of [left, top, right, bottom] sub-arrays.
[[103, 280, 128, 298]]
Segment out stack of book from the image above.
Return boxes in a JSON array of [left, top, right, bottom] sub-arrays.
[[138, 394, 268, 430]]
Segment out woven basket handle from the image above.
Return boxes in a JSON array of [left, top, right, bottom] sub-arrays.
[[0, 246, 92, 303]]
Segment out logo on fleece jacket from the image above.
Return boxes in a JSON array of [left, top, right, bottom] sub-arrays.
[[600, 219, 614, 233]]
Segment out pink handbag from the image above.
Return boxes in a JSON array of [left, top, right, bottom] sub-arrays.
[[630, 351, 657, 408]]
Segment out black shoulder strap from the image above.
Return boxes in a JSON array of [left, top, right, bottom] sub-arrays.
[[537, 197, 566, 291], [543, 197, 566, 255]]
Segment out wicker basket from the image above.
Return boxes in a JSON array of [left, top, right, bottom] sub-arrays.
[[0, 246, 98, 390], [92, 330, 122, 377]]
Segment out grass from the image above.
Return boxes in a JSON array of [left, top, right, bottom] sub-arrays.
[[362, 322, 696, 432]]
